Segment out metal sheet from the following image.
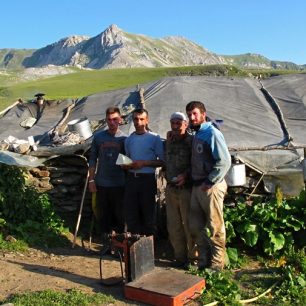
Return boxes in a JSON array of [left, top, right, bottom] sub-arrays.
[[124, 268, 205, 306], [129, 236, 154, 281]]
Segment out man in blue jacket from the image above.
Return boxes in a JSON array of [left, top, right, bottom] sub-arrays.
[[186, 101, 231, 270]]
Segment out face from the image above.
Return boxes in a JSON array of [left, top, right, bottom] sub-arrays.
[[186, 107, 206, 127], [106, 112, 121, 134], [170, 119, 188, 136], [133, 112, 148, 133]]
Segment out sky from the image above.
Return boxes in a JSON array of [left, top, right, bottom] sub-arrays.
[[1, 0, 306, 64]]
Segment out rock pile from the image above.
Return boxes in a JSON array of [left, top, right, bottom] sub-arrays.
[[27, 155, 91, 220]]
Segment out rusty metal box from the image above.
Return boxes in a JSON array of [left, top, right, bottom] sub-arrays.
[[124, 268, 205, 306]]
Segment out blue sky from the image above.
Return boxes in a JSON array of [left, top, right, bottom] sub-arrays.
[[1, 0, 305, 64]]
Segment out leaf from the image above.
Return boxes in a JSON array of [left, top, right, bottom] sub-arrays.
[[225, 221, 236, 242], [269, 232, 285, 252], [285, 217, 303, 231], [297, 276, 306, 287], [237, 222, 257, 234], [226, 247, 238, 264], [243, 230, 259, 247]]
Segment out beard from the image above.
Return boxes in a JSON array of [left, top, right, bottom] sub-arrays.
[[189, 124, 201, 132]]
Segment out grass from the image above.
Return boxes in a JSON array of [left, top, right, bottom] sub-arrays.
[[1, 288, 115, 306], [2, 64, 303, 111], [0, 233, 28, 251]]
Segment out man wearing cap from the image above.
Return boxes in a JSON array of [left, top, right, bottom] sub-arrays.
[[122, 108, 164, 236], [165, 112, 194, 268], [186, 101, 231, 270]]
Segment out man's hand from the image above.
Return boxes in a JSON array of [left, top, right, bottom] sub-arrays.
[[175, 173, 186, 187], [88, 181, 97, 193], [201, 182, 213, 192], [130, 160, 147, 169], [121, 164, 133, 170], [121, 160, 147, 170]]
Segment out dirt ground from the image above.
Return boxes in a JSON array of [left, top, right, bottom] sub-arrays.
[[0, 233, 201, 306]]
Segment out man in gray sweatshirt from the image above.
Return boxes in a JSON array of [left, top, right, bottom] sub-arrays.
[[88, 106, 127, 245]]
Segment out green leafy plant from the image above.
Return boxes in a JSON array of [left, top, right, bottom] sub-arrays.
[[192, 269, 241, 305], [258, 247, 306, 305], [0, 164, 68, 248], [224, 190, 305, 257]]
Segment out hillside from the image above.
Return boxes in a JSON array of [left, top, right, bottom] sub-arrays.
[[0, 65, 249, 110], [0, 48, 35, 70], [0, 24, 304, 71], [223, 53, 303, 70]]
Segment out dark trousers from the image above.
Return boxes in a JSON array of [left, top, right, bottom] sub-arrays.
[[124, 174, 157, 236], [96, 186, 125, 235]]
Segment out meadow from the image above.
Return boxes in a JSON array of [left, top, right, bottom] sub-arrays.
[[1, 64, 302, 111]]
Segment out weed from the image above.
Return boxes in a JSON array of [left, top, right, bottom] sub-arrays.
[[1, 288, 115, 306], [0, 164, 68, 249]]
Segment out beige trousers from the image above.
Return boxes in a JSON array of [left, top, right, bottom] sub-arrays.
[[189, 180, 227, 268], [165, 185, 194, 262]]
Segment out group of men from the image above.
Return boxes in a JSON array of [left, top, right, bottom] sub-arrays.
[[88, 101, 231, 271]]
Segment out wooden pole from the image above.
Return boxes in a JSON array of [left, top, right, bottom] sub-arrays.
[[0, 99, 22, 117], [139, 88, 145, 108], [303, 148, 306, 186], [72, 169, 89, 248]]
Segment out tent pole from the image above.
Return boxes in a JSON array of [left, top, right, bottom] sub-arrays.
[[249, 173, 265, 196], [304, 148, 306, 188], [72, 169, 89, 248]]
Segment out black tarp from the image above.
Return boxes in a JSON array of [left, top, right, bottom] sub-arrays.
[[1, 74, 305, 194]]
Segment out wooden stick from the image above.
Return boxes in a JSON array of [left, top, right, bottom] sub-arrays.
[[52, 101, 75, 135], [0, 99, 22, 117], [72, 169, 89, 248], [139, 88, 145, 108], [303, 148, 306, 185], [249, 172, 265, 196]]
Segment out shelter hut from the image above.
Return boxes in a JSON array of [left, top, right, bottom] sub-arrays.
[[0, 74, 305, 234]]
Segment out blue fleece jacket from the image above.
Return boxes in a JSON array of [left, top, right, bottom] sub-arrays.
[[191, 122, 231, 185]]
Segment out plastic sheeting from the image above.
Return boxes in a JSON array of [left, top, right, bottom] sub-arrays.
[[0, 75, 305, 194], [0, 151, 48, 167], [0, 99, 74, 144], [75, 76, 292, 149], [262, 74, 306, 147]]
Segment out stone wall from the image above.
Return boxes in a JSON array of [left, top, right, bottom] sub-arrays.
[[27, 155, 91, 229], [26, 156, 267, 237]]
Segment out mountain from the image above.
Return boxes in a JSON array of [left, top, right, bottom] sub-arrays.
[[223, 53, 303, 70], [0, 48, 35, 70], [0, 24, 304, 70], [22, 24, 226, 69]]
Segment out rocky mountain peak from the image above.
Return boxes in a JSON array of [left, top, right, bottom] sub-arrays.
[[61, 35, 89, 47], [97, 24, 125, 47], [105, 24, 121, 34], [1, 24, 303, 71]]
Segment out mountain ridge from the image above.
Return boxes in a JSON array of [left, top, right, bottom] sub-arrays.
[[0, 24, 305, 71]]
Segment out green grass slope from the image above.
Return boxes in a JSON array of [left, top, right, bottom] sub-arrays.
[[0, 64, 303, 111]]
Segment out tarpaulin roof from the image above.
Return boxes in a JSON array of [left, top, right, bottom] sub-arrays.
[[0, 75, 305, 185], [261, 74, 306, 147], [0, 98, 73, 143], [71, 75, 306, 150], [2, 75, 305, 150]]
